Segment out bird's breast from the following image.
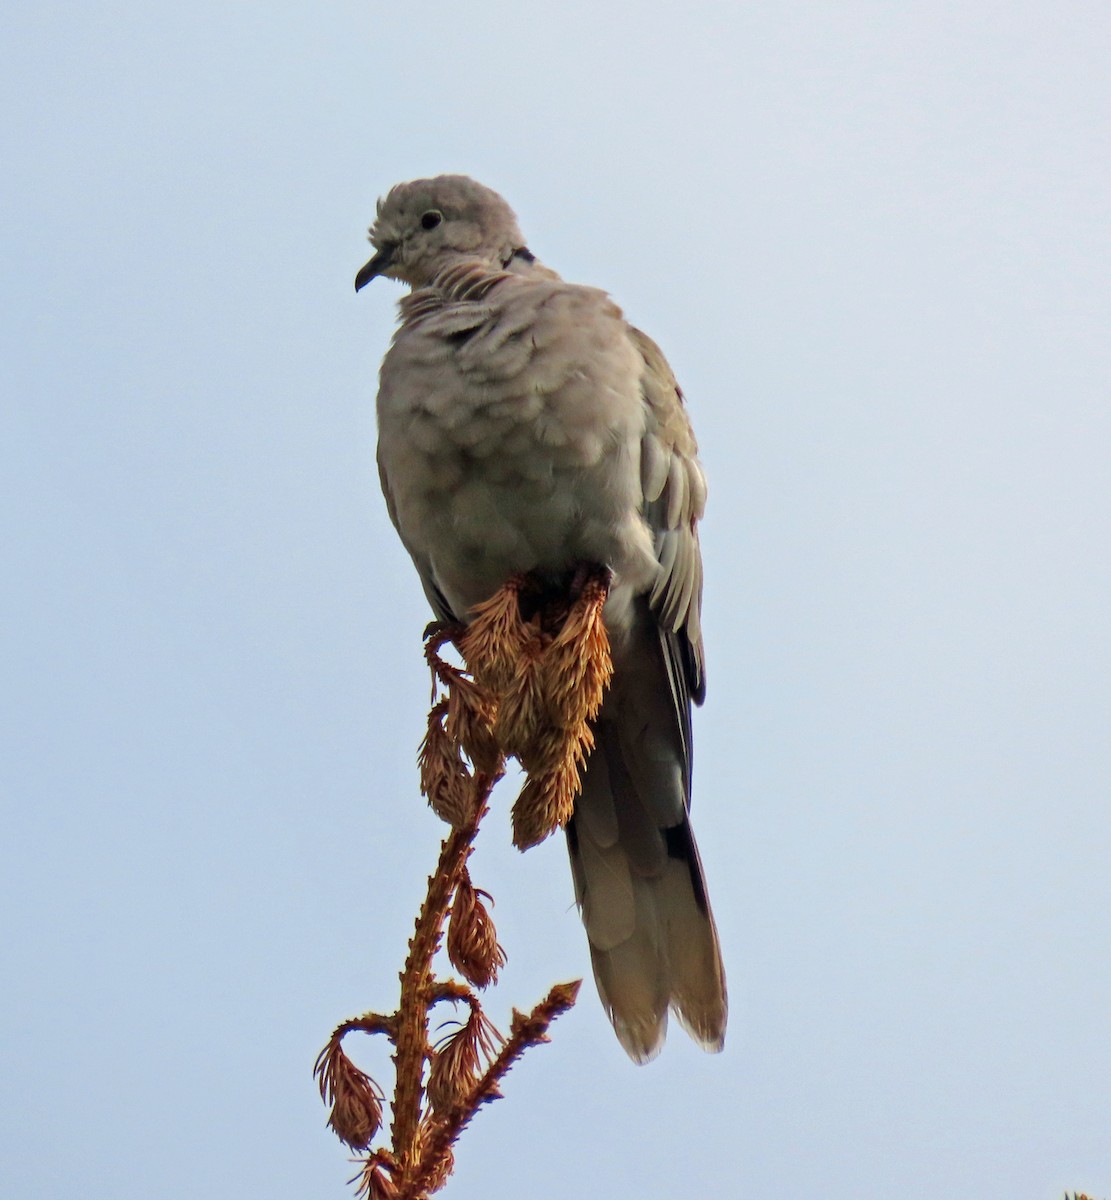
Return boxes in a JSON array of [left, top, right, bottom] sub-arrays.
[[377, 285, 659, 615]]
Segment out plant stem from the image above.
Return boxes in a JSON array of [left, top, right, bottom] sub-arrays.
[[390, 780, 493, 1172]]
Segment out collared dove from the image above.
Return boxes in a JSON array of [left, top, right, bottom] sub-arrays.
[[357, 175, 726, 1063]]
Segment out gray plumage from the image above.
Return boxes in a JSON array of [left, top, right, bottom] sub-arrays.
[[358, 175, 726, 1062]]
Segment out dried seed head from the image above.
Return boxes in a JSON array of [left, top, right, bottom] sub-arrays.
[[314, 1042, 383, 1152], [356, 1156, 400, 1200], [424, 1143, 456, 1195], [459, 577, 531, 694], [508, 574, 612, 849], [512, 776, 566, 850], [493, 636, 551, 759], [445, 674, 502, 775], [511, 767, 574, 849], [418, 700, 475, 827], [425, 1026, 478, 1116], [447, 870, 506, 989], [542, 580, 613, 729], [425, 1005, 500, 1117], [511, 719, 595, 849], [515, 720, 593, 779]]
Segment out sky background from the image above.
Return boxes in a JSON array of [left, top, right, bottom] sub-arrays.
[[2, 2, 1109, 1198]]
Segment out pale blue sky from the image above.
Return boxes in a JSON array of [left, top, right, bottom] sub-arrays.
[[2, 3, 1109, 1198]]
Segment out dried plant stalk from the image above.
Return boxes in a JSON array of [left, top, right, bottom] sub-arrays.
[[317, 573, 611, 1197], [401, 981, 582, 1200], [389, 793, 492, 1173]]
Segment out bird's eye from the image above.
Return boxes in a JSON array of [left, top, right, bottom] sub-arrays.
[[420, 210, 443, 231]]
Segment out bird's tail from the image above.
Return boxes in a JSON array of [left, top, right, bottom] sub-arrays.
[[566, 633, 727, 1062]]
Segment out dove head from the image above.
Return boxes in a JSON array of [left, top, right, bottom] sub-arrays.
[[355, 175, 527, 290]]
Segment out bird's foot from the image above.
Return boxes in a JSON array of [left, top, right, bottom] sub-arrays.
[[567, 562, 613, 605]]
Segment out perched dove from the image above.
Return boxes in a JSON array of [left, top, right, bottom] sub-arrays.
[[357, 175, 726, 1062]]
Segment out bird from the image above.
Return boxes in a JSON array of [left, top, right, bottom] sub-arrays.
[[356, 175, 726, 1062]]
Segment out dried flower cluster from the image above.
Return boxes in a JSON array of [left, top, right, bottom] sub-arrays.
[[316, 571, 610, 1198], [458, 568, 613, 848], [315, 1013, 392, 1151]]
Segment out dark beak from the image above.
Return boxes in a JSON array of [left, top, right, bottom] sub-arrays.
[[354, 246, 394, 292]]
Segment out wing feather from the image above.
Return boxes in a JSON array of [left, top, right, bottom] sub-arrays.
[[628, 327, 707, 705]]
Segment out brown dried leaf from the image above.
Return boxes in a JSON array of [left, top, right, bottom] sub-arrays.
[[355, 1156, 400, 1200], [418, 700, 474, 827], [313, 1041, 383, 1152], [426, 1027, 478, 1116], [426, 1002, 504, 1119], [447, 871, 506, 989]]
